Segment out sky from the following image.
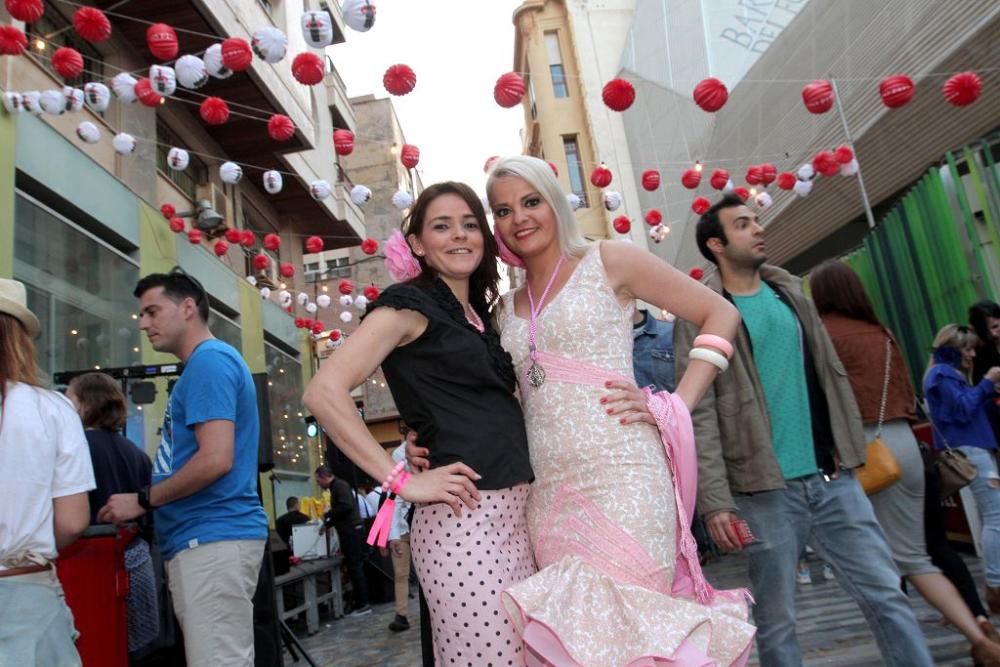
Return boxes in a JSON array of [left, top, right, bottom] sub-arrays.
[[330, 0, 526, 200]]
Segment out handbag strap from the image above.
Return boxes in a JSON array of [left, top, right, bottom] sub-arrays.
[[875, 337, 892, 437]]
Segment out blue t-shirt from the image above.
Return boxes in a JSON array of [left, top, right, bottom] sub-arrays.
[[152, 339, 268, 558], [733, 283, 817, 480]]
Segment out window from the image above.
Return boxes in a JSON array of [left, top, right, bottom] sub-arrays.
[[545, 32, 568, 98], [156, 122, 209, 202], [210, 311, 241, 352], [327, 257, 350, 279], [264, 343, 309, 473], [26, 10, 104, 87], [563, 136, 588, 207], [304, 261, 321, 274]]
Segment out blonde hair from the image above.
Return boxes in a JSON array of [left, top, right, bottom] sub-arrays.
[[486, 155, 589, 258], [926, 323, 980, 381]]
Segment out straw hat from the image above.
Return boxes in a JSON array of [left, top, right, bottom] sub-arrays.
[[0, 279, 41, 338]]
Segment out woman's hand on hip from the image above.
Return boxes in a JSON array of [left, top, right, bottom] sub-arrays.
[[401, 462, 481, 517], [601, 380, 655, 425]]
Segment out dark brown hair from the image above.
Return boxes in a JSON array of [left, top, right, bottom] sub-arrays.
[[403, 182, 502, 314], [809, 259, 882, 327], [68, 372, 127, 430], [0, 314, 42, 409]]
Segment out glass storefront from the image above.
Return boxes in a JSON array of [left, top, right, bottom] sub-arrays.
[[264, 341, 309, 474], [210, 311, 242, 352]]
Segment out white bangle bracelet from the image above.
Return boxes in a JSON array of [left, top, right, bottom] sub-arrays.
[[689, 346, 730, 372]]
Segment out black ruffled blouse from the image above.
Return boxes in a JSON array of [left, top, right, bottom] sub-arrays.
[[367, 279, 533, 490]]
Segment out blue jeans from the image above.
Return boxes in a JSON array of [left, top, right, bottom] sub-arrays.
[[735, 472, 932, 667], [957, 446, 1000, 586]]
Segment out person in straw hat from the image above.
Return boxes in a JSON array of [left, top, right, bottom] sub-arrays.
[[0, 278, 95, 665]]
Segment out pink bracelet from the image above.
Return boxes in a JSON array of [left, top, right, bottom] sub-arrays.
[[693, 334, 733, 360], [380, 461, 406, 492], [390, 471, 412, 496]]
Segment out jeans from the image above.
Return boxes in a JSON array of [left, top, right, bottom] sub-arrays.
[[0, 570, 81, 667], [957, 446, 1000, 586], [735, 472, 933, 667]]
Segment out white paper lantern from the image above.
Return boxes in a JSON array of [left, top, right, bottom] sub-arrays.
[[167, 147, 189, 171], [3, 92, 23, 113], [305, 302, 318, 314], [111, 73, 138, 103], [649, 224, 669, 244], [793, 179, 813, 197], [278, 290, 292, 307], [247, 276, 258, 286], [260, 287, 271, 299], [339, 294, 353, 307], [219, 161, 243, 184], [797, 164, 815, 181], [75, 121, 100, 144], [301, 11, 334, 48], [754, 191, 773, 209], [392, 190, 414, 210], [83, 82, 110, 111], [342, 0, 376, 32], [149, 65, 177, 95], [339, 310, 353, 323], [840, 158, 859, 177], [722, 179, 735, 193], [603, 191, 622, 211], [62, 87, 84, 112], [350, 184, 372, 206], [40, 89, 64, 115], [297, 292, 309, 305], [22, 91, 42, 114], [316, 294, 331, 308], [353, 295, 368, 310], [252, 26, 288, 63], [325, 337, 340, 350], [310, 179, 331, 200], [112, 132, 137, 155], [262, 170, 283, 194], [566, 193, 582, 210], [175, 55, 209, 89], [204, 44, 233, 80]]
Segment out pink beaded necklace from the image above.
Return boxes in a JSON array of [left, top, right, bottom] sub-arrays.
[[525, 255, 565, 388]]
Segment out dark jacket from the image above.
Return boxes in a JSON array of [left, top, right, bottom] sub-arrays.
[[323, 477, 362, 532]]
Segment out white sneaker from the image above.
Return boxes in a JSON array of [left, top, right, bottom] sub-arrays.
[[823, 564, 835, 581], [796, 566, 812, 585]]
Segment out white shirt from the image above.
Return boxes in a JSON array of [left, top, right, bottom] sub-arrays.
[[389, 443, 412, 541], [0, 383, 95, 569], [355, 490, 375, 520]]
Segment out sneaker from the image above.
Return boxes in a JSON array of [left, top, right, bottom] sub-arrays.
[[804, 544, 815, 555], [796, 564, 812, 585], [348, 605, 372, 617], [822, 564, 835, 581], [388, 614, 410, 632]]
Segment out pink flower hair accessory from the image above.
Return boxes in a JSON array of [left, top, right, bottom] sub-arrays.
[[494, 228, 526, 268], [384, 229, 422, 282]]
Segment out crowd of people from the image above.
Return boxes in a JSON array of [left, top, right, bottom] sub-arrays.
[[5, 154, 1000, 666]]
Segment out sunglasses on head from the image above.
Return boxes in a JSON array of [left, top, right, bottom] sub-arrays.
[[169, 266, 207, 307]]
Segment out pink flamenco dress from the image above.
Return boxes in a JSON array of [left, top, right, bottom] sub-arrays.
[[498, 244, 755, 667]]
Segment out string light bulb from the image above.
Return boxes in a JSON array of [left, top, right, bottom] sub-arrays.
[[694, 161, 703, 173]]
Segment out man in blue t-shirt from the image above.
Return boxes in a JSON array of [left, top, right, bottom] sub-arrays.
[[99, 268, 267, 667]]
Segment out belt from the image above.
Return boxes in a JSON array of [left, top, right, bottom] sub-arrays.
[[0, 563, 52, 578]]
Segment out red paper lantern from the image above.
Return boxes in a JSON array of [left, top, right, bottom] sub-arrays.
[[745, 165, 763, 186], [267, 114, 295, 141], [199, 97, 229, 125], [224, 228, 242, 244], [834, 145, 854, 164], [73, 7, 111, 43], [590, 165, 612, 188], [187, 229, 203, 245], [333, 129, 354, 156], [644, 209, 663, 226], [547, 161, 559, 177], [383, 64, 416, 96], [943, 71, 981, 107], [311, 321, 324, 335], [213, 240, 229, 257], [760, 163, 777, 186], [305, 235, 324, 254], [279, 262, 295, 279], [5, 0, 44, 22], [710, 169, 729, 191], [51, 46, 84, 79], [252, 253, 270, 271], [812, 150, 839, 177], [400, 144, 420, 169], [360, 238, 378, 255], [776, 172, 797, 190], [879, 74, 914, 109], [240, 230, 256, 247], [733, 187, 750, 202], [160, 203, 176, 219], [612, 216, 631, 234], [263, 233, 281, 251], [641, 170, 660, 191], [802, 80, 835, 114], [493, 72, 525, 108], [363, 285, 380, 301], [0, 25, 27, 56], [693, 77, 728, 113], [679, 168, 701, 190], [330, 329, 343, 341], [602, 78, 635, 112], [338, 279, 354, 296], [691, 197, 711, 215], [294, 318, 305, 329], [221, 37, 253, 72], [168, 217, 185, 233], [292, 52, 324, 85], [689, 267, 704, 280], [146, 23, 178, 61], [134, 78, 163, 107]]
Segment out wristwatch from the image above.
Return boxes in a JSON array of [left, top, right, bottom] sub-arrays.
[[137, 485, 155, 511]]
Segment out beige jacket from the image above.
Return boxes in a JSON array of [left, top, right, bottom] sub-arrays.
[[674, 264, 867, 519]]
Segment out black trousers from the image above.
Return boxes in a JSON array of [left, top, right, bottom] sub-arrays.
[[336, 523, 370, 608]]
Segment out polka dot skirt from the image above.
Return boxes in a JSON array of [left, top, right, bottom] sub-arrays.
[[410, 483, 536, 666]]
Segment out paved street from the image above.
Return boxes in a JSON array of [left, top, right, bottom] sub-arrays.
[[284, 550, 983, 666]]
